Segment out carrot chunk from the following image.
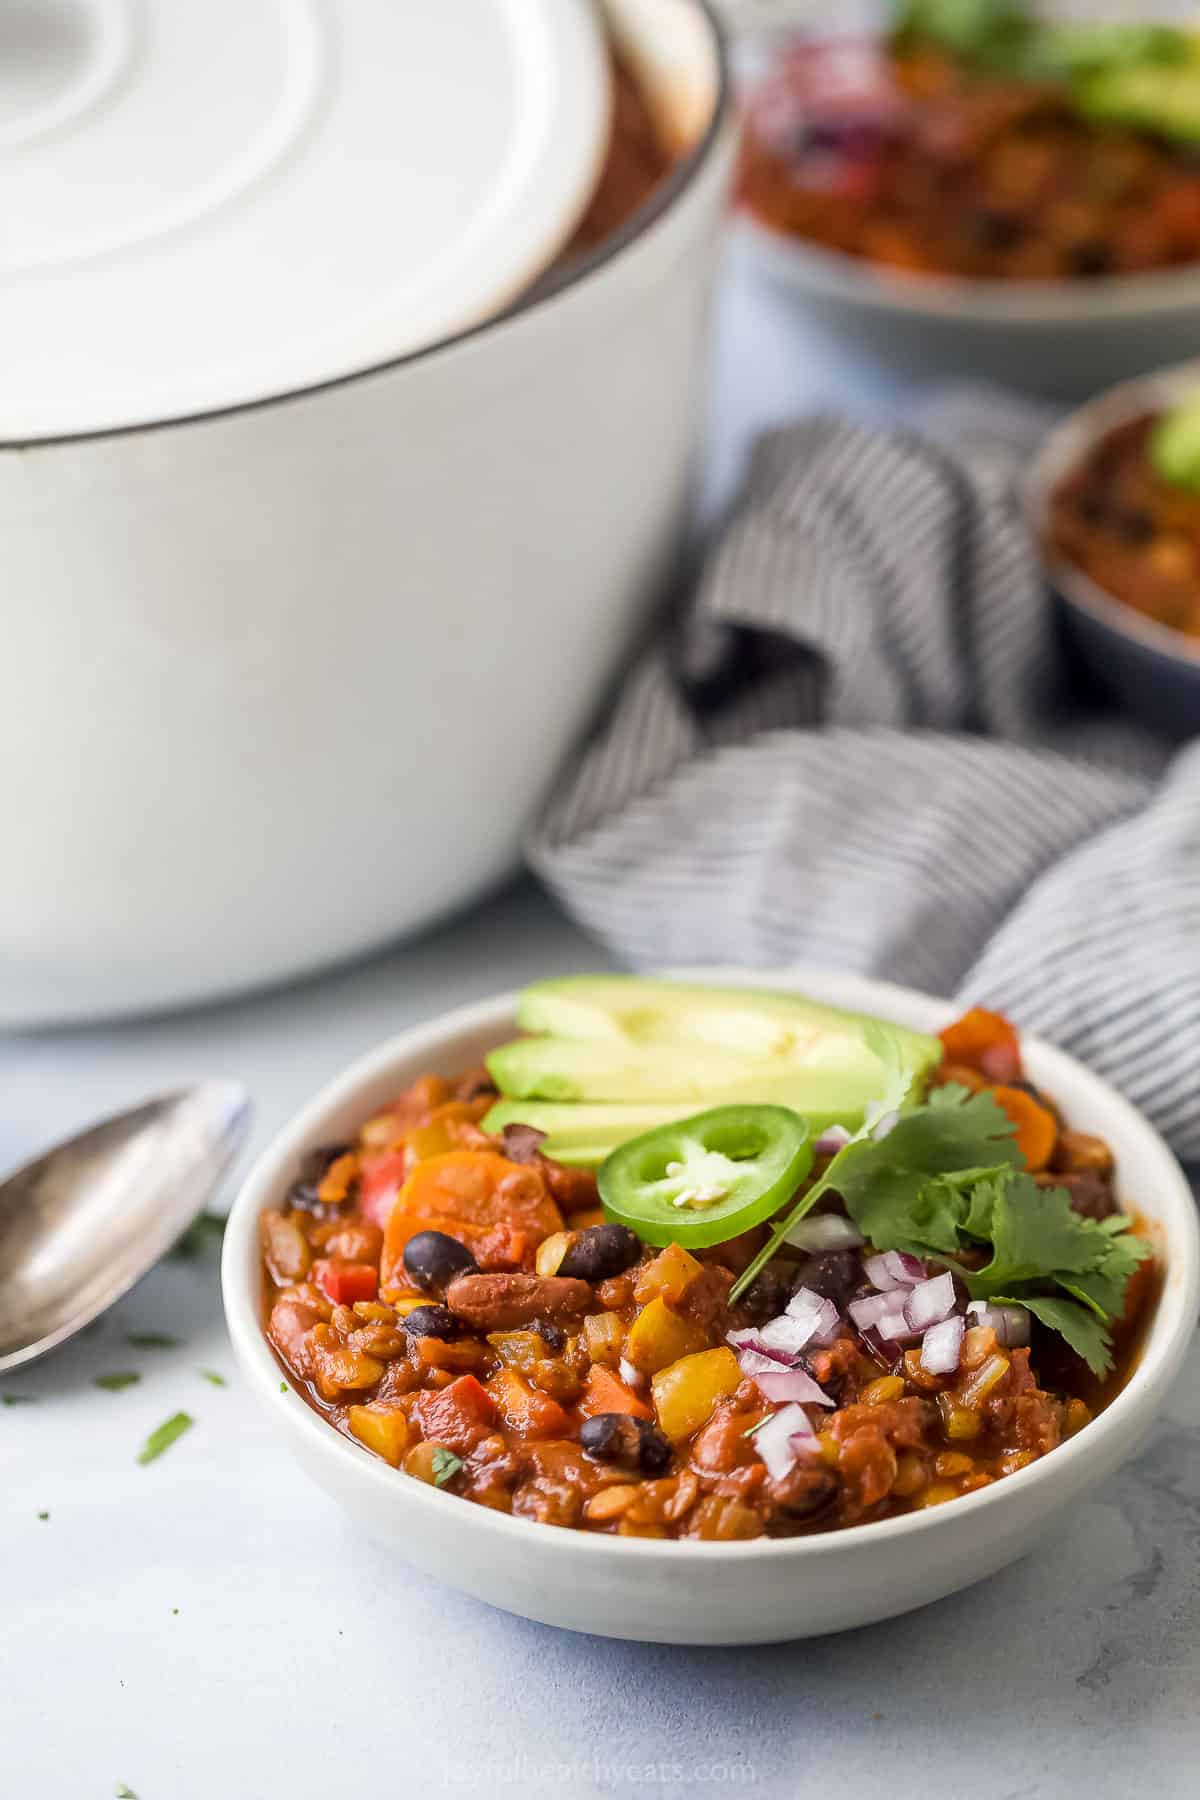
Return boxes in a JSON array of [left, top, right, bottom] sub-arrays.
[[990, 1086, 1057, 1173], [578, 1365, 653, 1422], [380, 1150, 563, 1290]]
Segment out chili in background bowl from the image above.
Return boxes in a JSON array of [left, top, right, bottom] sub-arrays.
[[221, 968, 1199, 1645], [1029, 358, 1200, 739], [734, 29, 1200, 399]]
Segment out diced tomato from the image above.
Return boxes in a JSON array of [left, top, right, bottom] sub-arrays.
[[413, 1375, 497, 1455], [312, 1258, 378, 1306], [359, 1152, 410, 1230]]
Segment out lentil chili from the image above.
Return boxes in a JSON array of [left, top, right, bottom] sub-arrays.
[[1048, 410, 1200, 639], [740, 35, 1200, 283], [261, 1004, 1157, 1541]]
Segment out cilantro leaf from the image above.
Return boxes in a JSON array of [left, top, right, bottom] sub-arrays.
[[1057, 1227, 1153, 1320], [996, 1294, 1115, 1378], [966, 1175, 1109, 1295], [430, 1447, 463, 1489]]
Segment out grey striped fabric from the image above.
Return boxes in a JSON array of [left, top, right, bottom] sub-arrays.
[[528, 398, 1200, 1161]]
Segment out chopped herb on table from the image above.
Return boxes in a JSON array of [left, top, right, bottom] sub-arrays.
[[2, 1393, 37, 1406], [115, 1785, 138, 1798], [94, 1372, 141, 1393], [279, 1380, 289, 1393], [137, 1412, 194, 1466], [127, 1333, 180, 1350], [200, 1370, 227, 1387], [37, 1510, 49, 1521], [170, 1210, 228, 1260]]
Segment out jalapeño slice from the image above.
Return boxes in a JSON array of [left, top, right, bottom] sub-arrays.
[[598, 1105, 813, 1249]]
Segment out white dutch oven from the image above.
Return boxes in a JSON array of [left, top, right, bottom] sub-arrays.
[[0, 0, 733, 1024]]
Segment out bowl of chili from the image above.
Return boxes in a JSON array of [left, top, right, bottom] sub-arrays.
[[222, 968, 1199, 1644], [1032, 358, 1200, 737], [735, 10, 1200, 397]]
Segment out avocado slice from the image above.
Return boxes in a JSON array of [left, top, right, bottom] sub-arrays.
[[1074, 58, 1200, 145], [485, 977, 943, 1167], [482, 1098, 690, 1168], [514, 976, 940, 1080], [487, 1035, 912, 1112], [481, 1095, 866, 1171], [1150, 394, 1200, 492]]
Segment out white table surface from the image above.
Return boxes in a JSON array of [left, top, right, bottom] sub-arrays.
[[4, 249, 1199, 1800]]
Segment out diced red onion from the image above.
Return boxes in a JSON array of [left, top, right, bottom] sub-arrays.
[[735, 1346, 793, 1377], [847, 1290, 907, 1331], [783, 1287, 842, 1346], [863, 1250, 926, 1291], [812, 1126, 852, 1158], [751, 1403, 820, 1481], [784, 1212, 863, 1252], [920, 1314, 964, 1376], [756, 1312, 826, 1359], [875, 1307, 920, 1344], [966, 1301, 1031, 1348], [725, 1328, 795, 1367], [752, 1366, 834, 1408], [903, 1271, 958, 1332]]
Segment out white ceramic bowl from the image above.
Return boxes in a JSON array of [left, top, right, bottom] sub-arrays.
[[0, 0, 734, 1026], [1027, 358, 1200, 739], [738, 199, 1200, 402], [222, 967, 1199, 1645]]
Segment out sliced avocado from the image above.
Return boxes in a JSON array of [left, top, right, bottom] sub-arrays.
[[514, 976, 941, 1082], [487, 1035, 912, 1112], [1074, 58, 1200, 146], [481, 1096, 865, 1171], [482, 1098, 689, 1168], [1150, 393, 1200, 492]]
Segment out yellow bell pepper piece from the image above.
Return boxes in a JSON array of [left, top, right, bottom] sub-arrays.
[[634, 1242, 703, 1307], [347, 1403, 411, 1468], [624, 1297, 707, 1375], [651, 1347, 741, 1443]]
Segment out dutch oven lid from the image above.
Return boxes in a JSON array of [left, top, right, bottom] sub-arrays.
[[2, 0, 611, 440]]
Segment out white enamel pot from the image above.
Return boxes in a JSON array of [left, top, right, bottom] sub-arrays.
[[0, 0, 733, 1025]]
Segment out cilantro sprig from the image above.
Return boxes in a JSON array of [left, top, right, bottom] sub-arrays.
[[729, 1031, 1152, 1377]]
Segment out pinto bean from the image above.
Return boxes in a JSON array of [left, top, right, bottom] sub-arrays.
[[445, 1272, 593, 1332]]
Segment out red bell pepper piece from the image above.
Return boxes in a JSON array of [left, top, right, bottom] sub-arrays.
[[312, 1259, 379, 1306]]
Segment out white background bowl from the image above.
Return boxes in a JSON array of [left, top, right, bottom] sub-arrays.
[[222, 967, 1199, 1645], [0, 0, 734, 1027], [738, 204, 1200, 402]]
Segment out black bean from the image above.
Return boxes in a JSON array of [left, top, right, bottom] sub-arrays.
[[286, 1143, 353, 1216], [972, 207, 1023, 251], [557, 1224, 641, 1283], [501, 1123, 547, 1164], [737, 1265, 794, 1326], [1067, 241, 1112, 278], [790, 1250, 859, 1311], [579, 1413, 672, 1474], [400, 1305, 461, 1341], [403, 1230, 478, 1293]]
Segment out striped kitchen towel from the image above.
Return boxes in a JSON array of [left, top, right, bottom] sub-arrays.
[[528, 394, 1200, 1161]]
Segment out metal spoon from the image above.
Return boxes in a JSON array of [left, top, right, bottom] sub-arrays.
[[0, 1082, 251, 1372]]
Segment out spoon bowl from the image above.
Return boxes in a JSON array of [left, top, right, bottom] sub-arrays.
[[0, 1081, 251, 1372]]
